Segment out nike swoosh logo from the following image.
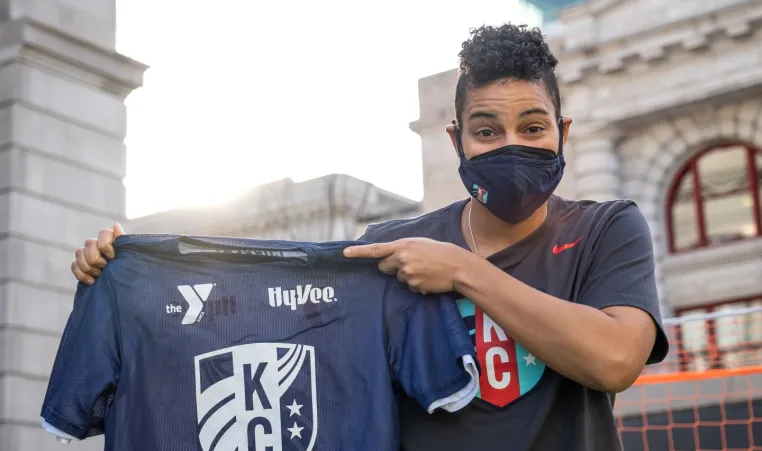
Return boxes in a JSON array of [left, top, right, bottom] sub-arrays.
[[552, 237, 583, 255]]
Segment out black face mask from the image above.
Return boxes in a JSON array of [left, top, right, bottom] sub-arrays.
[[454, 118, 566, 224]]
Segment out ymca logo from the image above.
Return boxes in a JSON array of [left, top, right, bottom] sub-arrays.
[[472, 184, 489, 204], [194, 343, 317, 450], [167, 283, 236, 325], [268, 285, 336, 311], [457, 298, 545, 408]]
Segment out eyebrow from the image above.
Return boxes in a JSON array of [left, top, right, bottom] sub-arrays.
[[468, 107, 551, 121], [519, 107, 550, 118], [468, 111, 499, 121]]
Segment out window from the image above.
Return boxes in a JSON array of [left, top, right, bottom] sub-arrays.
[[667, 143, 762, 252], [676, 298, 762, 372]]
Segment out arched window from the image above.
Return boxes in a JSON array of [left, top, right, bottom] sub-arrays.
[[667, 143, 762, 252]]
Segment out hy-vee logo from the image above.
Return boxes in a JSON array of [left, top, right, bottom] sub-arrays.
[[268, 285, 337, 311]]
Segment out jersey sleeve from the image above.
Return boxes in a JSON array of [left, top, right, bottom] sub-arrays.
[[578, 203, 669, 364], [385, 280, 479, 413], [40, 275, 121, 442]]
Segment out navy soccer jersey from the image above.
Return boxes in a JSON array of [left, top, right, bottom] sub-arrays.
[[41, 235, 478, 451]]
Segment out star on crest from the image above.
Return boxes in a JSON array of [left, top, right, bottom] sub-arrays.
[[287, 399, 303, 417], [287, 422, 304, 439]]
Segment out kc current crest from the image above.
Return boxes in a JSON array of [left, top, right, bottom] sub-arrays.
[[194, 343, 317, 450]]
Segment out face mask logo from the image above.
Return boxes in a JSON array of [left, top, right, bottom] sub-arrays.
[[472, 184, 489, 204]]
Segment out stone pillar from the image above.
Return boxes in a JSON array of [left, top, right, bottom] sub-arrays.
[[0, 3, 146, 449], [410, 69, 462, 213], [570, 126, 622, 201]]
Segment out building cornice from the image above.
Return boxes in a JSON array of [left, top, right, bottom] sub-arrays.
[[554, 1, 762, 85], [661, 238, 762, 276], [0, 19, 147, 97]]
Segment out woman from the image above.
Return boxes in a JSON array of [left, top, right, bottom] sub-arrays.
[[72, 24, 668, 451]]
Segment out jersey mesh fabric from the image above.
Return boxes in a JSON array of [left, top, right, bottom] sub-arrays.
[[41, 235, 478, 451]]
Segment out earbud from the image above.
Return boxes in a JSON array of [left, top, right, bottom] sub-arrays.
[[452, 120, 465, 158]]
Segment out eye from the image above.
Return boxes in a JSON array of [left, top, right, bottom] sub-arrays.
[[526, 126, 546, 134], [476, 129, 495, 137]]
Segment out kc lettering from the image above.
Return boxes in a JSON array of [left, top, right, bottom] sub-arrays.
[[194, 343, 317, 451], [475, 310, 521, 407], [268, 285, 336, 310], [457, 297, 546, 408]]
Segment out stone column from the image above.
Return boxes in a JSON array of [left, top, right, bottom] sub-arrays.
[[570, 125, 622, 201], [410, 69, 462, 213], [0, 2, 146, 449]]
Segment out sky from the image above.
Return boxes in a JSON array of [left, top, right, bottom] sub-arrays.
[[115, 0, 542, 218]]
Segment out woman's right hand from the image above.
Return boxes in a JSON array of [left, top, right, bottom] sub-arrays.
[[71, 223, 126, 285]]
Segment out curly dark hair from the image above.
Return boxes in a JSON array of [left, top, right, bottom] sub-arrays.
[[454, 24, 561, 125]]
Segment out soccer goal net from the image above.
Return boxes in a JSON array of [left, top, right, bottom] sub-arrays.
[[616, 305, 762, 451]]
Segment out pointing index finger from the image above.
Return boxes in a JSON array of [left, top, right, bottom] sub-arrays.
[[343, 242, 396, 259]]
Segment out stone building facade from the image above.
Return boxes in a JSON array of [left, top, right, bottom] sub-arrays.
[[0, 1, 146, 449], [127, 174, 421, 242]]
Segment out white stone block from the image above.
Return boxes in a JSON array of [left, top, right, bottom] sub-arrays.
[[663, 239, 762, 309], [621, 180, 643, 199], [630, 183, 660, 208], [0, 236, 77, 292], [751, 121, 762, 148], [5, 147, 125, 217], [617, 135, 645, 159], [651, 238, 665, 263], [421, 130, 463, 212], [555, 174, 577, 200], [0, 63, 127, 136], [1, 191, 122, 250], [693, 107, 720, 143], [736, 115, 757, 146], [664, 137, 687, 158], [620, 153, 651, 180], [0, 374, 48, 423], [717, 102, 738, 138], [0, 329, 60, 377], [0, 148, 10, 190], [0, 104, 127, 177], [642, 161, 666, 185], [576, 172, 620, 201], [7, 0, 117, 48], [638, 201, 660, 223], [648, 122, 679, 146], [650, 148, 675, 175], [0, 281, 73, 333], [573, 149, 620, 177], [735, 99, 761, 143], [671, 117, 703, 148], [0, 424, 104, 451]]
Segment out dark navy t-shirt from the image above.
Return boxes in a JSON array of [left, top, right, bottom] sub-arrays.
[[41, 236, 479, 451], [360, 195, 669, 451]]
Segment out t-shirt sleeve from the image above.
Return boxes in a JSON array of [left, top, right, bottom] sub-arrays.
[[40, 275, 121, 442], [384, 279, 479, 413], [578, 203, 669, 364]]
